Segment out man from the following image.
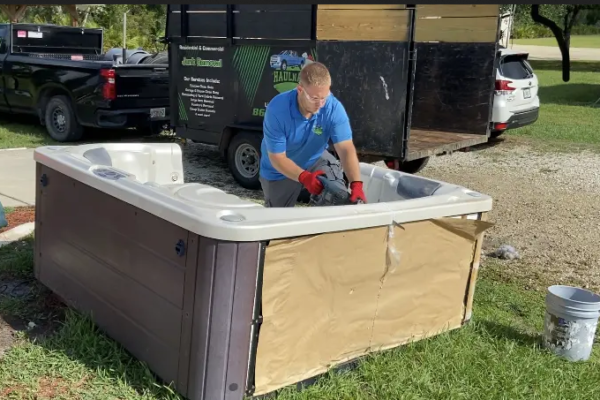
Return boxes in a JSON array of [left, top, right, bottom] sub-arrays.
[[259, 62, 366, 208]]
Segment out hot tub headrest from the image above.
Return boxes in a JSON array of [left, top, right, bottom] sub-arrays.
[[396, 175, 442, 199]]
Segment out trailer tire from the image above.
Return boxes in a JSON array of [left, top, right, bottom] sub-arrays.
[[227, 131, 262, 190], [397, 157, 430, 174], [44, 95, 84, 142]]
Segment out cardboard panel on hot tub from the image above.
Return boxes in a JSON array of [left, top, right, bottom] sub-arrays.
[[254, 217, 493, 396]]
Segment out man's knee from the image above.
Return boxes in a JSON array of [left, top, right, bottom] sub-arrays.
[[260, 177, 301, 208]]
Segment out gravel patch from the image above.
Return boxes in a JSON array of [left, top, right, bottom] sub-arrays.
[[182, 142, 264, 203], [420, 143, 600, 292], [181, 140, 600, 293]]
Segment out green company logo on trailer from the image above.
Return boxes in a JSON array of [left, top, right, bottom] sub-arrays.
[[232, 46, 317, 117]]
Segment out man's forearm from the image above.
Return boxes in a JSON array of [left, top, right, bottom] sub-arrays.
[[337, 146, 362, 182], [269, 153, 305, 181]]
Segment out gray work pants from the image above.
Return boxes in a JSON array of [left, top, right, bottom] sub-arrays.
[[259, 151, 344, 208]]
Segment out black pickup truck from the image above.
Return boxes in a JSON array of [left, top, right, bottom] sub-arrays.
[[0, 23, 170, 142]]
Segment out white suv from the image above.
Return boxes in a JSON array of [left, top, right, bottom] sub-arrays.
[[490, 47, 540, 138]]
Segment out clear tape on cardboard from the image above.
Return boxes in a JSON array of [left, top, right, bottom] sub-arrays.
[[383, 223, 401, 281]]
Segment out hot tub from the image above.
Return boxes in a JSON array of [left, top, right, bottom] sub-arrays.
[[33, 143, 493, 400]]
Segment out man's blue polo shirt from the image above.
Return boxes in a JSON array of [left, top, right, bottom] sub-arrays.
[[259, 88, 353, 181]]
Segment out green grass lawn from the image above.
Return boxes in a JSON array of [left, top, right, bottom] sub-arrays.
[[0, 115, 170, 150], [505, 60, 600, 150], [0, 212, 600, 399], [514, 35, 600, 48], [0, 115, 56, 150]]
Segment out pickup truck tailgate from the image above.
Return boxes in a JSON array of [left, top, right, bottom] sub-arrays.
[[113, 65, 169, 109]]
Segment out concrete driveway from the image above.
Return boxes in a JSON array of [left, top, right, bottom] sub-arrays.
[[509, 44, 600, 61], [0, 148, 36, 207]]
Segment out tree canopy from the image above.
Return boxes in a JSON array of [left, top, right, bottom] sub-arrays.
[[0, 5, 167, 53]]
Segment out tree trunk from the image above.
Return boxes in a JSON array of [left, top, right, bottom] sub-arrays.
[[530, 5, 571, 82]]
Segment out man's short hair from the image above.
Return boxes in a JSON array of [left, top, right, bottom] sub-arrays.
[[299, 62, 331, 88]]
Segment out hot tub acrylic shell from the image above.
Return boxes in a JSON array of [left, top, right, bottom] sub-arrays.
[[33, 143, 493, 399]]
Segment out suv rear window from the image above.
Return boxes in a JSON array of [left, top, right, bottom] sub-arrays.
[[499, 55, 533, 80]]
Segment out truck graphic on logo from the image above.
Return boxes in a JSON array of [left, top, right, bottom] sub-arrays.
[[270, 50, 315, 93], [232, 46, 317, 117], [270, 50, 313, 71], [270, 50, 304, 71]]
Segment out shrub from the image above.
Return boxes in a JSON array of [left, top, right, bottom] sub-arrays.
[[512, 22, 600, 39]]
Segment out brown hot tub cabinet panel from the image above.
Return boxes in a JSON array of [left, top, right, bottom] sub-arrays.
[[34, 164, 262, 399], [34, 142, 493, 400]]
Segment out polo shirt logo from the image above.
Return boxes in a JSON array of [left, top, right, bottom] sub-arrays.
[[313, 125, 323, 135]]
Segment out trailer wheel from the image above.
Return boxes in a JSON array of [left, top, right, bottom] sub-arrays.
[[227, 131, 262, 190], [44, 95, 84, 142], [396, 157, 430, 174]]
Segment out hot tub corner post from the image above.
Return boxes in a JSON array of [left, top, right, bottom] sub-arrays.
[[463, 212, 488, 325], [187, 239, 265, 400], [244, 241, 267, 399]]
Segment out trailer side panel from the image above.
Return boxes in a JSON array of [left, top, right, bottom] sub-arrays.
[[316, 6, 413, 157], [410, 5, 499, 137]]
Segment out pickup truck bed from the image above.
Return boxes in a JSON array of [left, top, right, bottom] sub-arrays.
[[0, 23, 170, 142]]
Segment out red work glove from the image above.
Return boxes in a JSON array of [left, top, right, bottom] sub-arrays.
[[298, 170, 325, 195], [349, 181, 367, 204]]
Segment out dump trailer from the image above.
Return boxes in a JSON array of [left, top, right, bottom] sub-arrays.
[[165, 4, 500, 189]]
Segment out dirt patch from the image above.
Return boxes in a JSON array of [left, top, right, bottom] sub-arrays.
[[0, 287, 64, 360], [0, 315, 18, 359], [0, 235, 65, 360], [36, 376, 87, 398], [0, 207, 35, 234]]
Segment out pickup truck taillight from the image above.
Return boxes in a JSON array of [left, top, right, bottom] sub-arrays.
[[100, 68, 116, 100]]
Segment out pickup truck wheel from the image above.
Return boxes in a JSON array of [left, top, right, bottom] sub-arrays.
[[227, 132, 262, 190], [396, 157, 430, 174], [44, 95, 83, 142]]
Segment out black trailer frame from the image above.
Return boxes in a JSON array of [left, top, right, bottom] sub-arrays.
[[165, 4, 498, 189]]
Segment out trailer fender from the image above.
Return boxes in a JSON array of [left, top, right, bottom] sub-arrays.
[[35, 83, 75, 124], [218, 127, 236, 157]]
